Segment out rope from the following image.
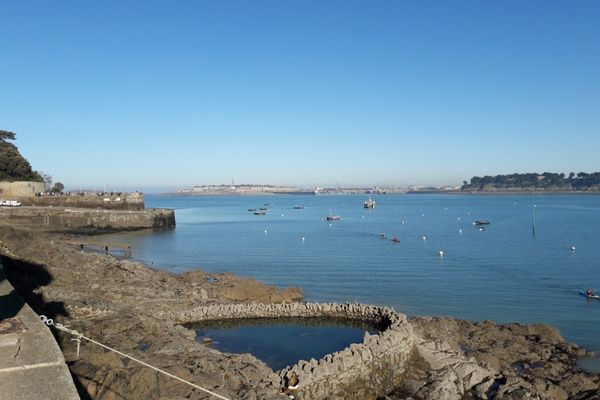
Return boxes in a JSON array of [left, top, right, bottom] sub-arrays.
[[39, 315, 231, 400]]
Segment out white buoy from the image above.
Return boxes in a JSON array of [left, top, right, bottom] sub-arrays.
[[571, 246, 576, 251], [302, 237, 305, 242], [329, 224, 332, 227], [362, 215, 365, 219], [479, 227, 484, 231], [264, 229, 268, 234], [459, 229, 462, 234], [422, 236, 426, 241], [458, 217, 461, 221], [401, 220, 405, 224], [422, 214, 425, 217], [438, 250, 444, 257]]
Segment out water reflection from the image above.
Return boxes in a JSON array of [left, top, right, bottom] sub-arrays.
[[186, 317, 380, 370]]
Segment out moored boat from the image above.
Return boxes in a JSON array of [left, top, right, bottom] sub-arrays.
[[474, 220, 490, 225], [580, 291, 600, 300], [363, 196, 376, 209], [327, 215, 341, 221]]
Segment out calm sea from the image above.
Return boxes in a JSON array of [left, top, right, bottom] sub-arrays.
[[110, 194, 600, 354]]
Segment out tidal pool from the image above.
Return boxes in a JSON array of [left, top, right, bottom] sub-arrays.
[[577, 355, 600, 373], [187, 318, 380, 370]]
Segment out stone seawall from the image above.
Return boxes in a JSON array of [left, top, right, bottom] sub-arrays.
[[0, 206, 175, 233], [19, 193, 145, 211], [0, 181, 45, 197], [164, 302, 415, 400]]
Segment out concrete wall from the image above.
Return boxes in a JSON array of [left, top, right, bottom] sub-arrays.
[[0, 181, 45, 198], [165, 302, 415, 400], [0, 207, 175, 233], [0, 264, 79, 400]]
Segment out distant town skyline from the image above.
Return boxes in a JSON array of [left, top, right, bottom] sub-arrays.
[[1, 1, 599, 192]]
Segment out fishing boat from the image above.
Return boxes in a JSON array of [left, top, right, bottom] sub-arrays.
[[327, 215, 341, 221], [293, 205, 305, 209], [254, 211, 267, 216], [363, 196, 376, 209], [474, 220, 490, 225], [248, 208, 257, 212]]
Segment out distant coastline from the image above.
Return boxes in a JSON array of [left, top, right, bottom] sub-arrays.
[[173, 184, 409, 196], [408, 189, 600, 195], [460, 172, 600, 193]]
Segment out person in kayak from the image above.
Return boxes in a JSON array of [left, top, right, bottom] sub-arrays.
[[586, 288, 594, 298]]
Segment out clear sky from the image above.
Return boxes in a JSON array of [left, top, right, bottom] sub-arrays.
[[1, 1, 599, 192]]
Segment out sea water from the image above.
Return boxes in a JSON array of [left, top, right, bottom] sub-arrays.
[[110, 194, 600, 358], [186, 318, 378, 370]]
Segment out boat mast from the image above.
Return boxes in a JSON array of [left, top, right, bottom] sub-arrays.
[[532, 196, 536, 237]]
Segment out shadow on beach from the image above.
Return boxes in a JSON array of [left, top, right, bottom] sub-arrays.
[[0, 256, 67, 322], [0, 265, 25, 321]]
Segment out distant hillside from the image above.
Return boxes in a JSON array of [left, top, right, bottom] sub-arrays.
[[0, 130, 43, 182], [461, 172, 600, 192]]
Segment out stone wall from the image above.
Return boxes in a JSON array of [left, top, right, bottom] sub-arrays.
[[0, 181, 45, 198], [20, 192, 145, 211], [164, 302, 415, 400], [0, 207, 175, 233]]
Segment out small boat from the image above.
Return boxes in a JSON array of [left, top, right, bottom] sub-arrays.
[[327, 215, 341, 221], [293, 205, 305, 209], [254, 211, 266, 215], [248, 208, 257, 212], [363, 196, 376, 209], [259, 207, 269, 211], [391, 237, 400, 243], [378, 234, 386, 239], [579, 291, 600, 300], [474, 220, 490, 225]]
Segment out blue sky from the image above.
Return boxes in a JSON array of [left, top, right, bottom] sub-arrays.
[[1, 1, 599, 192]]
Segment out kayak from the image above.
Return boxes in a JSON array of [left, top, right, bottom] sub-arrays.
[[579, 291, 600, 300]]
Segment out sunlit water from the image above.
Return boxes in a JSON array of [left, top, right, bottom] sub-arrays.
[[186, 318, 378, 370], [106, 194, 600, 358]]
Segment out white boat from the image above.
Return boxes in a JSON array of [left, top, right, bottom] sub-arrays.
[[363, 196, 375, 208]]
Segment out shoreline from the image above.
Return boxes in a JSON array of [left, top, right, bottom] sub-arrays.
[[0, 224, 598, 399], [409, 190, 600, 195]]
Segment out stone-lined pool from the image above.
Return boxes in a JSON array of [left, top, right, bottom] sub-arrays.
[[187, 318, 380, 370]]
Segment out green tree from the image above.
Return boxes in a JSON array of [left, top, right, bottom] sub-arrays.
[[0, 130, 43, 182], [51, 182, 64, 194], [0, 130, 16, 142]]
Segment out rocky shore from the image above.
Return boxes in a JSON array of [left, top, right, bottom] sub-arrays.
[[0, 223, 598, 399]]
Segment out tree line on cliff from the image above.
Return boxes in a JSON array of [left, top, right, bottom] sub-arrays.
[[461, 172, 600, 191], [0, 129, 43, 182]]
